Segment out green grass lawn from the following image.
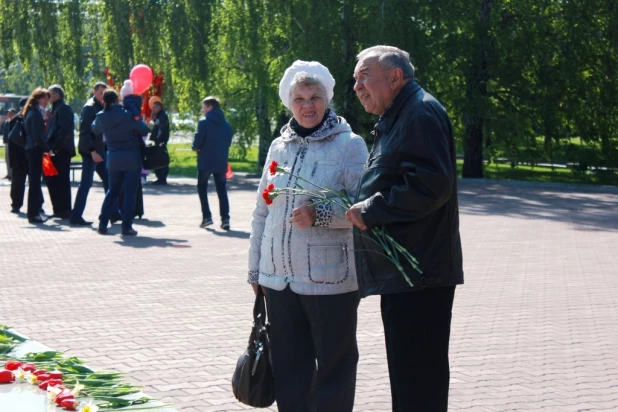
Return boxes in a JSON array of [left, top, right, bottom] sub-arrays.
[[2, 144, 616, 185]]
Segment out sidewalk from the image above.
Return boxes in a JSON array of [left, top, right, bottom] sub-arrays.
[[1, 158, 618, 411]]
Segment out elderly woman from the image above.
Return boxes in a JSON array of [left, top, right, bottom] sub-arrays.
[[92, 89, 149, 236], [248, 61, 369, 412]]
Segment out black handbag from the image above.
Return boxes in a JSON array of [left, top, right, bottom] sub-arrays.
[[142, 144, 170, 170], [231, 288, 275, 407]]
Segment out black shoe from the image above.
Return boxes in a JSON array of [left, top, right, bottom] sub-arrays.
[[110, 214, 122, 224], [220, 220, 230, 230], [28, 215, 47, 224], [152, 180, 167, 185], [122, 228, 138, 236], [97, 227, 108, 235], [10, 207, 20, 214], [70, 217, 93, 226], [52, 211, 71, 219], [200, 218, 213, 228]]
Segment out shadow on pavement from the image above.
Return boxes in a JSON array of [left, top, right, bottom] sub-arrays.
[[114, 236, 190, 248], [24, 222, 66, 232], [458, 179, 618, 232], [205, 228, 250, 239], [132, 218, 165, 228]]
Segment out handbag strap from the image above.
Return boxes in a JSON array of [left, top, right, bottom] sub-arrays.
[[253, 287, 268, 326]]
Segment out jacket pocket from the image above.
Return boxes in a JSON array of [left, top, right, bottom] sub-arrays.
[[307, 243, 349, 284], [259, 236, 276, 275]]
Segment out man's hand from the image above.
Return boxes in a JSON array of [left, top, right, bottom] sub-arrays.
[[290, 201, 316, 228], [345, 202, 368, 230], [91, 151, 103, 163]]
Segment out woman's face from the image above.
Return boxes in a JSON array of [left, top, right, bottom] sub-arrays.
[[37, 96, 49, 107], [290, 84, 327, 129]]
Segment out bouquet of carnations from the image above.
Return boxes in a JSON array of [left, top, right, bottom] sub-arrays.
[[262, 161, 422, 287]]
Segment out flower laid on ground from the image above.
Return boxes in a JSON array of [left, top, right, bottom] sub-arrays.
[[264, 160, 422, 286], [80, 401, 99, 412]]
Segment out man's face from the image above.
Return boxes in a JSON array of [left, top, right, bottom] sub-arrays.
[[202, 104, 212, 115], [152, 104, 161, 116], [7, 111, 15, 120], [353, 57, 398, 116], [93, 87, 106, 103], [49, 91, 60, 104]]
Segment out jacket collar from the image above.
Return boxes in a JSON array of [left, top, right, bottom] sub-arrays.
[[280, 109, 342, 142], [375, 80, 421, 135]]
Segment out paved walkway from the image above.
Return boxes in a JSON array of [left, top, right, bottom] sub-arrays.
[[0, 163, 617, 411]]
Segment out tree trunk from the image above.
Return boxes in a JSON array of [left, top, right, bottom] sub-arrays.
[[256, 85, 272, 173], [462, 0, 493, 178]]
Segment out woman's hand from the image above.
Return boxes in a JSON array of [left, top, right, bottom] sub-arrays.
[[290, 201, 316, 228], [252, 284, 267, 296]]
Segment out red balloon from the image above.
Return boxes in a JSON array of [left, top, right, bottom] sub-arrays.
[[130, 64, 153, 95]]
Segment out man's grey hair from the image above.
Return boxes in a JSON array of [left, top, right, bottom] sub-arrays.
[[288, 72, 330, 107], [357, 45, 415, 80], [48, 84, 65, 100]]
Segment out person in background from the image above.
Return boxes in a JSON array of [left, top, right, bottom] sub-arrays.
[[192, 96, 233, 230], [2, 108, 17, 180], [23, 88, 52, 224], [46, 84, 76, 219], [92, 89, 149, 236], [7, 99, 38, 214], [346, 45, 464, 412], [119, 80, 143, 120], [70, 82, 112, 226], [248, 60, 369, 412], [149, 98, 170, 185]]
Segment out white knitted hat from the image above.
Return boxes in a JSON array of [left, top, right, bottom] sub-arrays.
[[120, 80, 135, 99], [278, 60, 335, 110]]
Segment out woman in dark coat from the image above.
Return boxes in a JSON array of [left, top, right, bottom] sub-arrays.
[[23, 88, 51, 224], [91, 89, 149, 235]]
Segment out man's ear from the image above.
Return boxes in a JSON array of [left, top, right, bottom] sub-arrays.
[[390, 68, 405, 89]]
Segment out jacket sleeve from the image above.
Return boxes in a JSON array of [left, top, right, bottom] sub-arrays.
[[247, 144, 275, 284], [91, 115, 102, 137], [192, 119, 206, 151], [79, 105, 96, 154], [52, 104, 74, 151], [360, 114, 455, 229], [157, 112, 170, 144], [32, 113, 50, 152], [323, 135, 369, 229], [133, 119, 149, 137]]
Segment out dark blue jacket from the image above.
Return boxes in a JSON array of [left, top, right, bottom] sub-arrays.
[[91, 104, 149, 172], [48, 99, 76, 157], [24, 108, 50, 152], [78, 97, 105, 157], [192, 108, 233, 173]]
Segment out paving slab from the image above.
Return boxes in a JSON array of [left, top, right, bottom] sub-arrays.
[[1, 159, 617, 411]]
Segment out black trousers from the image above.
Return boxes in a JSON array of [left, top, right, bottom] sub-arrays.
[[25, 149, 44, 218], [381, 286, 456, 412], [265, 286, 360, 412], [10, 166, 28, 209], [46, 150, 72, 215]]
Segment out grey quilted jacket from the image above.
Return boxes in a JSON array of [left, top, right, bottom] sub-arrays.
[[248, 111, 369, 295]]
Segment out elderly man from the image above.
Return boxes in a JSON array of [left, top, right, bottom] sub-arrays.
[[47, 84, 76, 219], [149, 100, 170, 185], [345, 45, 464, 411]]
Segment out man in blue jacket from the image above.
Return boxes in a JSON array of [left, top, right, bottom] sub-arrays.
[[192, 96, 233, 230]]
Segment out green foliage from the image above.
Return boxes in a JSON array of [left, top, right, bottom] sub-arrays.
[[0, 0, 616, 182]]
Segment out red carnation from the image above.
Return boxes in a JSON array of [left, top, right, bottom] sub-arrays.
[[269, 161, 279, 176], [262, 183, 276, 205]]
